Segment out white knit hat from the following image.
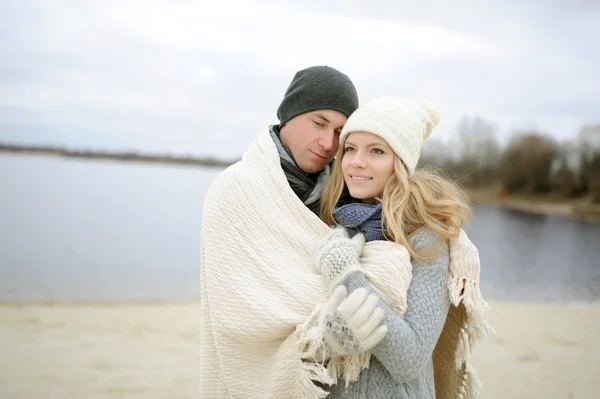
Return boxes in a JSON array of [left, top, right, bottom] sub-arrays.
[[339, 96, 440, 175]]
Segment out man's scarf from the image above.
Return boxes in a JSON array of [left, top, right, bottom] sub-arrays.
[[270, 125, 330, 215]]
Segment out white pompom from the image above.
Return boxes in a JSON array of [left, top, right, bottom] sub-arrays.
[[419, 102, 440, 140]]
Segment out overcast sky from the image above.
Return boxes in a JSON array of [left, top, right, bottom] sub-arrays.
[[1, 0, 599, 158]]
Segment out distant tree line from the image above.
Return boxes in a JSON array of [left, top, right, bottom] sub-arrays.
[[419, 118, 600, 204], [4, 121, 600, 204], [0, 143, 239, 169]]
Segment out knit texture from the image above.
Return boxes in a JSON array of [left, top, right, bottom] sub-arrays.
[[333, 200, 384, 241], [311, 212, 490, 396], [200, 126, 410, 398], [327, 228, 451, 399], [325, 311, 363, 354], [200, 126, 490, 398], [321, 287, 387, 356], [314, 227, 364, 292], [277, 66, 359, 126], [329, 202, 490, 398]]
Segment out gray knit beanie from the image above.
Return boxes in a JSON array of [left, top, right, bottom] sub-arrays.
[[277, 66, 359, 126]]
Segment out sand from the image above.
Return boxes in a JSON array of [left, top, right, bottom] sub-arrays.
[[1, 300, 599, 399], [0, 301, 200, 399], [472, 301, 600, 398]]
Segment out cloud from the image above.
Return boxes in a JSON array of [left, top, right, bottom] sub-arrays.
[[0, 0, 598, 157]]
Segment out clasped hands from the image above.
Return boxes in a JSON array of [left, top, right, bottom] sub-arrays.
[[310, 227, 388, 358]]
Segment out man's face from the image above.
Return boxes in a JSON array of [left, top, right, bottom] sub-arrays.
[[279, 110, 348, 174]]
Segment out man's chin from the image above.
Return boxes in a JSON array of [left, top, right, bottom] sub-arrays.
[[299, 162, 326, 174]]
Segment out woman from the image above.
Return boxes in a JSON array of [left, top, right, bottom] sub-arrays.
[[305, 97, 489, 398]]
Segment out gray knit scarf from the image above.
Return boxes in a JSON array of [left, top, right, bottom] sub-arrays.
[[333, 199, 385, 242], [269, 125, 330, 215]]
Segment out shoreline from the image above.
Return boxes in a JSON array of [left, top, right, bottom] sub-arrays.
[[0, 298, 203, 307], [468, 188, 600, 223], [2, 296, 599, 307], [0, 144, 237, 168], [4, 149, 599, 223]]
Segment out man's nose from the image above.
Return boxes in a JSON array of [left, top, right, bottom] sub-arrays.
[[319, 131, 337, 152]]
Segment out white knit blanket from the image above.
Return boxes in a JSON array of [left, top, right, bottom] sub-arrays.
[[199, 126, 490, 399]]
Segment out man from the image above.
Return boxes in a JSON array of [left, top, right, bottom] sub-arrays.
[[269, 66, 359, 213], [199, 66, 370, 398]]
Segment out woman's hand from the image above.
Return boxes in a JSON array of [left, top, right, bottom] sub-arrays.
[[319, 285, 388, 357], [314, 227, 365, 293]]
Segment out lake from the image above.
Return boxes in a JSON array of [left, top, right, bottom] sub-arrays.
[[1, 154, 599, 303]]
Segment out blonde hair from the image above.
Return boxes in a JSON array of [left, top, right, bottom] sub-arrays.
[[320, 141, 472, 262]]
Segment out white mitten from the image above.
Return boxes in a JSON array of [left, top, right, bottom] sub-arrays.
[[315, 227, 365, 292], [319, 285, 388, 358]]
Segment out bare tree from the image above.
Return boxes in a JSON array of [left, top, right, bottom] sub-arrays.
[[419, 138, 453, 167], [450, 116, 502, 187], [549, 139, 585, 197], [576, 124, 600, 202], [499, 132, 558, 194]]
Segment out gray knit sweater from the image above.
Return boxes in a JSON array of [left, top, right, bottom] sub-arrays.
[[326, 228, 451, 399]]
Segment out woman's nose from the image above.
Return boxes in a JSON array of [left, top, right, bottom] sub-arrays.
[[351, 152, 367, 168]]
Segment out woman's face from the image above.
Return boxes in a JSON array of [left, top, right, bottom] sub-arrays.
[[341, 131, 395, 203]]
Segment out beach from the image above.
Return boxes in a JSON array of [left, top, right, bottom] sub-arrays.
[[472, 301, 600, 398], [0, 301, 200, 399], [1, 300, 599, 399]]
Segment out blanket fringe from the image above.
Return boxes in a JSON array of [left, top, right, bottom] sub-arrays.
[[327, 351, 372, 388], [448, 275, 493, 351], [299, 360, 332, 399], [296, 303, 374, 392], [297, 321, 335, 398], [446, 274, 493, 398], [454, 361, 482, 399]]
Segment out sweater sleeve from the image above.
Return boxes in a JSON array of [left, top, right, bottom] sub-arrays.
[[341, 228, 451, 384]]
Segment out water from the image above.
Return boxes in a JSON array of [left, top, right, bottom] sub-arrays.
[[1, 154, 220, 301], [464, 205, 600, 303], [1, 154, 599, 303]]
